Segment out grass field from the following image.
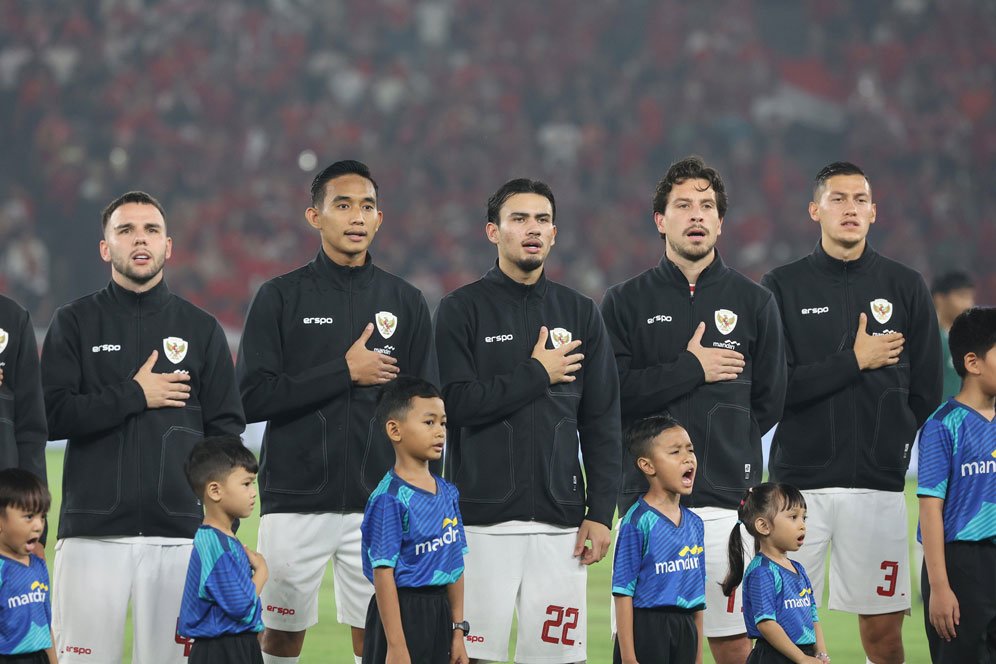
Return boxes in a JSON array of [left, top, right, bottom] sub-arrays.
[[42, 450, 930, 662]]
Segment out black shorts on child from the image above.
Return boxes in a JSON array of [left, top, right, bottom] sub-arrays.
[[188, 631, 263, 664], [363, 585, 453, 664], [921, 539, 996, 664], [746, 638, 816, 664], [0, 652, 48, 664], [612, 606, 698, 664]]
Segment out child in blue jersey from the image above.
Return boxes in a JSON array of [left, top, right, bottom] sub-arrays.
[[917, 306, 996, 663], [722, 483, 829, 664], [0, 469, 55, 664], [179, 436, 267, 664], [611, 413, 705, 664], [361, 376, 469, 664]]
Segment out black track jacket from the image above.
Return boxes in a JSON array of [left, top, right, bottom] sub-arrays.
[[42, 280, 245, 539], [0, 295, 47, 484], [602, 253, 786, 512], [761, 242, 942, 491], [237, 251, 437, 515], [434, 264, 621, 529]]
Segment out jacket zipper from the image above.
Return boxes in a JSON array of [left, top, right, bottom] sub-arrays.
[[843, 262, 858, 487], [136, 294, 144, 536], [342, 270, 354, 507], [524, 291, 535, 521]]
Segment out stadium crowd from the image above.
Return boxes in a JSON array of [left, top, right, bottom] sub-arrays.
[[1, 0, 993, 327]]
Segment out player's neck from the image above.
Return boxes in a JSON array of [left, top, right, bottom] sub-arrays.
[[955, 382, 996, 421], [758, 538, 793, 568], [111, 268, 163, 294], [322, 243, 368, 269], [820, 235, 866, 262], [202, 510, 236, 537], [643, 485, 681, 523], [664, 245, 714, 287], [497, 256, 544, 285], [394, 456, 436, 493]]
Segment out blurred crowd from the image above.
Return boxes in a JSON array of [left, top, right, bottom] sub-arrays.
[[1, 0, 993, 328]]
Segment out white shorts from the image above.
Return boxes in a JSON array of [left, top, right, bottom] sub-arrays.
[[789, 490, 911, 615], [52, 537, 193, 664], [463, 528, 587, 664], [257, 512, 372, 631]]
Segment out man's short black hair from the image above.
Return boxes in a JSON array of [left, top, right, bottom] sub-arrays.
[[931, 270, 975, 296], [625, 412, 685, 467], [184, 435, 259, 498], [813, 161, 870, 199], [310, 160, 379, 209], [652, 156, 728, 220], [948, 307, 996, 378], [486, 178, 557, 226], [0, 468, 51, 515], [375, 375, 443, 426], [101, 191, 166, 231]]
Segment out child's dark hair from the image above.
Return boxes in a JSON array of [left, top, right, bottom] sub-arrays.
[[720, 482, 807, 597], [375, 375, 442, 426], [949, 307, 996, 378], [184, 435, 259, 498], [625, 412, 684, 470], [0, 468, 51, 515]]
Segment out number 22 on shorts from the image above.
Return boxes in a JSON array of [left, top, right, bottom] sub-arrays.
[[541, 604, 580, 645]]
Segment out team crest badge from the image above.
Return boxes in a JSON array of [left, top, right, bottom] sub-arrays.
[[163, 337, 188, 364], [870, 298, 893, 324], [376, 311, 398, 339], [0, 328, 7, 355], [550, 327, 573, 349], [714, 309, 738, 335]]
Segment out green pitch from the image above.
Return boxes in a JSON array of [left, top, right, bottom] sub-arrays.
[[42, 451, 929, 662]]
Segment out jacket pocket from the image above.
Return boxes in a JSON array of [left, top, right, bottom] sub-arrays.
[[871, 388, 915, 471], [64, 432, 124, 514], [549, 418, 584, 505], [702, 402, 758, 491], [454, 420, 514, 503], [158, 404, 204, 517], [262, 411, 329, 494], [773, 400, 835, 469], [0, 389, 17, 469]]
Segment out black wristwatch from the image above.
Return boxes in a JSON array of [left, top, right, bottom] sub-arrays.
[[452, 620, 470, 635]]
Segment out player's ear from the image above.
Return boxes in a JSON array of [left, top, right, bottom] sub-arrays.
[[636, 456, 654, 477], [205, 480, 223, 503], [385, 419, 403, 443], [963, 351, 981, 376]]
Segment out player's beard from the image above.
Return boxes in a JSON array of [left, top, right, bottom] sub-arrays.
[[110, 251, 166, 286], [667, 235, 716, 263], [512, 255, 544, 274]]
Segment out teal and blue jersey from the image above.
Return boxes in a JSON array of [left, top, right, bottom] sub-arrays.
[[742, 554, 818, 645], [178, 526, 263, 638], [0, 554, 51, 655], [362, 470, 467, 588], [611, 498, 706, 610], [917, 399, 996, 543]]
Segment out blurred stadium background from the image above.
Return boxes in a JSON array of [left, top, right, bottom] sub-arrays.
[[5, 1, 993, 661]]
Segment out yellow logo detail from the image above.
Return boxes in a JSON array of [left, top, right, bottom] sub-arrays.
[[991, 449, 996, 459], [30, 581, 48, 592], [799, 587, 813, 597], [442, 517, 459, 528], [678, 544, 704, 557]]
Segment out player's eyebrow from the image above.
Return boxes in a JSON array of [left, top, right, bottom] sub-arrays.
[[331, 194, 376, 205], [509, 211, 551, 219]]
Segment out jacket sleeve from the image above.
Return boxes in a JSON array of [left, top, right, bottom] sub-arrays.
[[600, 288, 705, 418], [237, 282, 352, 423], [199, 320, 246, 436], [907, 275, 942, 428], [407, 293, 439, 387], [434, 294, 549, 427], [42, 308, 147, 439], [577, 303, 621, 528], [750, 292, 787, 435], [12, 309, 47, 485], [760, 272, 861, 409]]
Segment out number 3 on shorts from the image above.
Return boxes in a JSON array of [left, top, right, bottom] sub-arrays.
[[541, 605, 580, 645], [877, 560, 899, 597]]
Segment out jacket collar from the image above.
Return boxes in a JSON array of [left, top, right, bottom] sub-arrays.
[[483, 261, 550, 299], [311, 249, 376, 290], [655, 250, 728, 288], [810, 240, 877, 274], [106, 277, 171, 312]]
